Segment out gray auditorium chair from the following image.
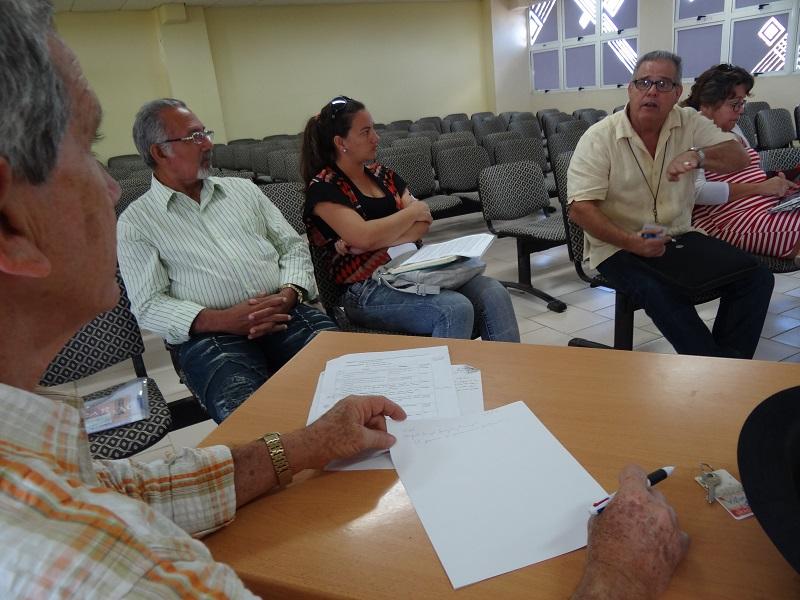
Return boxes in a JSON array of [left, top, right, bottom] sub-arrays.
[[40, 272, 172, 460], [414, 117, 443, 133], [212, 144, 236, 170], [284, 152, 302, 183], [795, 106, 800, 140], [229, 138, 257, 145], [743, 101, 770, 121], [481, 131, 522, 164], [495, 138, 547, 170], [613, 105, 625, 113], [473, 116, 505, 143], [379, 151, 467, 219], [450, 120, 474, 134], [267, 149, 288, 181], [737, 114, 758, 148], [578, 109, 607, 124], [556, 119, 590, 136], [377, 130, 408, 148], [439, 131, 477, 143], [547, 131, 583, 165], [409, 121, 438, 133], [499, 111, 520, 126], [376, 145, 421, 165], [536, 108, 560, 125], [258, 182, 305, 235], [508, 119, 544, 141], [442, 113, 469, 133], [478, 161, 566, 312], [432, 137, 476, 173], [408, 129, 440, 143], [511, 111, 537, 123], [231, 143, 255, 171], [436, 144, 491, 204], [107, 154, 146, 171], [393, 136, 433, 164], [542, 112, 574, 140], [470, 111, 494, 124], [388, 120, 413, 131], [755, 108, 796, 150]]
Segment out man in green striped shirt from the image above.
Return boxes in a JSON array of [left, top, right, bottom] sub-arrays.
[[118, 99, 337, 422]]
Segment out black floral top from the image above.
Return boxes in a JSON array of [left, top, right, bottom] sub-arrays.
[[304, 163, 407, 284]]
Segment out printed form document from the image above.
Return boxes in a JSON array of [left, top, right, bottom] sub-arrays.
[[388, 401, 606, 589], [306, 346, 483, 471]]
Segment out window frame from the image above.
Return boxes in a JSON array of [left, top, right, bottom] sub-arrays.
[[528, 0, 641, 94], [673, 0, 799, 80]]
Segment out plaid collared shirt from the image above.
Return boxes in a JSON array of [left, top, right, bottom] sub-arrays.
[[0, 383, 257, 598]]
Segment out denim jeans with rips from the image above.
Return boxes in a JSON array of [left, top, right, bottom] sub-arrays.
[[178, 303, 337, 423]]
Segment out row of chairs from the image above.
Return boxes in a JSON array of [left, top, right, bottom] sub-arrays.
[[735, 102, 800, 151]]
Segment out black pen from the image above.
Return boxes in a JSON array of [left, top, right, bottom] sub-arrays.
[[589, 466, 675, 515]]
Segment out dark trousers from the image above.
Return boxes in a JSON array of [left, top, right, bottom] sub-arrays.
[[178, 304, 337, 423], [597, 250, 774, 359]]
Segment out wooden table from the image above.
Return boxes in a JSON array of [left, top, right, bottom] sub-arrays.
[[203, 332, 800, 598]]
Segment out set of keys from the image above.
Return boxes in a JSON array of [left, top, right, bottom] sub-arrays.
[[699, 468, 722, 503]]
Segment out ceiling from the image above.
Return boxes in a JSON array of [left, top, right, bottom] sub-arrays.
[[53, 0, 459, 12]]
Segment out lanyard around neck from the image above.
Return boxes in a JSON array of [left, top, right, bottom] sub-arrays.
[[625, 137, 669, 224]]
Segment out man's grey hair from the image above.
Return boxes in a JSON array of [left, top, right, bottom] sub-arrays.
[[132, 98, 188, 168], [633, 50, 683, 82], [0, 0, 70, 185]]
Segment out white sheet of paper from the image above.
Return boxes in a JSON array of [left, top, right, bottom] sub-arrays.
[[315, 364, 485, 471], [388, 401, 606, 589], [399, 233, 494, 266], [388, 242, 418, 259]]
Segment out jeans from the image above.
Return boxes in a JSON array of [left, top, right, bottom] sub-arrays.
[[343, 275, 520, 342], [177, 304, 337, 423], [597, 250, 774, 358]]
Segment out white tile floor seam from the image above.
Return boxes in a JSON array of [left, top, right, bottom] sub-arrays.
[[65, 212, 800, 459]]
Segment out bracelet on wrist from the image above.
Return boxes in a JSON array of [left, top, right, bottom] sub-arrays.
[[280, 283, 305, 305]]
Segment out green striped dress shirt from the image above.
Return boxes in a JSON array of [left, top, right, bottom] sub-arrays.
[[117, 176, 317, 344]]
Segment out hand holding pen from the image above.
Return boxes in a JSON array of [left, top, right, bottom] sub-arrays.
[[573, 465, 689, 599], [590, 466, 675, 515]]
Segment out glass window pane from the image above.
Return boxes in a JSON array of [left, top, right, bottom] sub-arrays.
[[602, 0, 637, 32], [676, 25, 723, 79], [565, 0, 596, 39], [731, 13, 789, 73], [735, 0, 764, 9], [565, 45, 597, 88], [532, 50, 561, 91], [677, 0, 724, 21], [530, 1, 559, 45], [603, 37, 637, 85]]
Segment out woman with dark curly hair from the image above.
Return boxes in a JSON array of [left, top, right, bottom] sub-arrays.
[[682, 63, 800, 261], [300, 96, 519, 341]]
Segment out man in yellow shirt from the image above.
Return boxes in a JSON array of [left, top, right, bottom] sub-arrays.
[[568, 50, 773, 358]]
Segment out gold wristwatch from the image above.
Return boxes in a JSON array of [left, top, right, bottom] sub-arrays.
[[280, 283, 305, 305], [262, 432, 293, 487]]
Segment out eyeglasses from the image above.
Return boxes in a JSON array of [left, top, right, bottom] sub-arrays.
[[328, 96, 354, 119], [160, 130, 214, 145], [631, 79, 679, 93], [725, 98, 747, 111]]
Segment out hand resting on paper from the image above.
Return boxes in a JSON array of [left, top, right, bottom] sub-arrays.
[[232, 395, 406, 506], [572, 464, 689, 600]]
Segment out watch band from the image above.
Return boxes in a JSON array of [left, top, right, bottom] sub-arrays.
[[262, 432, 293, 488], [280, 283, 305, 305], [690, 146, 705, 169]]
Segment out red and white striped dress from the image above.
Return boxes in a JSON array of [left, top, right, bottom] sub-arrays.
[[692, 146, 800, 258]]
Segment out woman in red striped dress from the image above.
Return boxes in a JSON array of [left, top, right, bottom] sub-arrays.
[[682, 64, 800, 262]]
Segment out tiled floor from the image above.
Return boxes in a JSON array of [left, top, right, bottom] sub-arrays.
[[74, 206, 800, 461]]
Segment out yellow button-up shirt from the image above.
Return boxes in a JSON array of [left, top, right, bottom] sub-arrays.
[[567, 105, 734, 268]]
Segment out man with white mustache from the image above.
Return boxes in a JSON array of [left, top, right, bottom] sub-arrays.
[[118, 99, 337, 423]]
